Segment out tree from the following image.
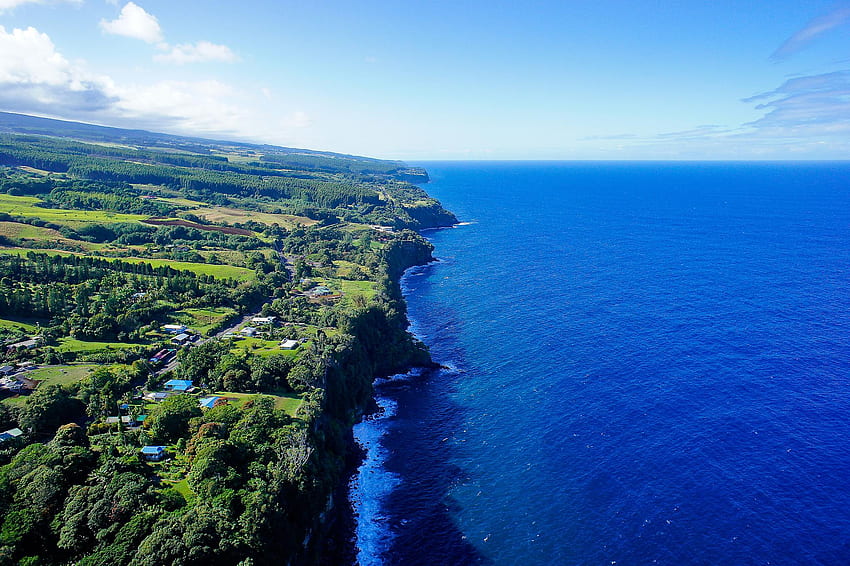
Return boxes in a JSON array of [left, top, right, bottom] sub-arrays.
[[145, 395, 201, 443], [18, 385, 83, 435]]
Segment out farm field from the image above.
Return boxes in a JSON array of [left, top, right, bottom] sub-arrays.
[[24, 364, 106, 387], [0, 194, 147, 227], [55, 338, 142, 354], [0, 248, 255, 280], [212, 391, 304, 415], [189, 205, 317, 229]]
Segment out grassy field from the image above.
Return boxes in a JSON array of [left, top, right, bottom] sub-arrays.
[[0, 247, 77, 259], [0, 395, 27, 408], [0, 194, 148, 228], [55, 338, 141, 354], [0, 248, 255, 281], [332, 259, 372, 278], [168, 479, 194, 501], [336, 279, 377, 299], [310, 276, 377, 303], [212, 391, 303, 415], [25, 364, 104, 387], [0, 221, 65, 241], [173, 306, 237, 336], [230, 337, 297, 358], [116, 257, 255, 280], [190, 205, 317, 229], [0, 317, 40, 333]]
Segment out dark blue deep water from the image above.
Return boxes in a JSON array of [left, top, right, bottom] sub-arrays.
[[350, 162, 850, 566]]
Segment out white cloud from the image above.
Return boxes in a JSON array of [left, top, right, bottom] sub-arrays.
[[0, 25, 312, 148], [0, 25, 117, 114], [154, 41, 239, 65], [112, 79, 250, 134], [99, 2, 163, 44]]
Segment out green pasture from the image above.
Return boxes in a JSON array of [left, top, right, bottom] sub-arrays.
[[230, 337, 295, 358], [55, 338, 141, 354], [0, 194, 148, 227], [0, 317, 40, 333], [25, 364, 104, 387], [0, 248, 255, 281], [212, 391, 303, 415]]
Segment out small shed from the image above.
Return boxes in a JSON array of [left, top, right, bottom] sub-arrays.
[[171, 333, 192, 346], [162, 324, 187, 334], [140, 445, 166, 462]]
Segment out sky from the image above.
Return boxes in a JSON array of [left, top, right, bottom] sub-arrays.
[[1, 0, 849, 160]]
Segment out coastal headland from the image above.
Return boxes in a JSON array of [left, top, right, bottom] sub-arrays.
[[0, 112, 456, 565]]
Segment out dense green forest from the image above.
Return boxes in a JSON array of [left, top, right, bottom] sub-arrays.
[[0, 115, 453, 565]]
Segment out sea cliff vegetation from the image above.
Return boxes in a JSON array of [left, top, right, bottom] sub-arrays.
[[0, 113, 454, 565]]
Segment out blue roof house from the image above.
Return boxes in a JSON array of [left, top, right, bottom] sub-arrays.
[[140, 445, 166, 461], [0, 428, 23, 442], [199, 396, 221, 409], [163, 379, 193, 392]]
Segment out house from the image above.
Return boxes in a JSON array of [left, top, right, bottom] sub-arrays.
[[251, 316, 277, 325], [162, 324, 188, 334], [305, 286, 333, 297], [0, 365, 15, 376], [163, 379, 193, 393], [171, 333, 192, 346], [140, 445, 166, 462], [149, 349, 173, 364], [0, 428, 23, 442], [6, 338, 41, 351], [279, 339, 299, 350], [240, 327, 258, 337], [199, 396, 222, 409]]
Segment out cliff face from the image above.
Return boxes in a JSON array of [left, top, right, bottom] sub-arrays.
[[382, 233, 435, 280], [392, 167, 430, 183], [403, 201, 458, 230], [300, 233, 438, 564]]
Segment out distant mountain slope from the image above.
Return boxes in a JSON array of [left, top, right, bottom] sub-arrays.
[[0, 111, 427, 181]]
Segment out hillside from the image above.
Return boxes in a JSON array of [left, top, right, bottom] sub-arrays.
[[0, 113, 454, 565]]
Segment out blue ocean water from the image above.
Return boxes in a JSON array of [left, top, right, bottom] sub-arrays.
[[350, 161, 850, 565]]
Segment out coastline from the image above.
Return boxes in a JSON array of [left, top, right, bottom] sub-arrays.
[[327, 216, 461, 564]]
